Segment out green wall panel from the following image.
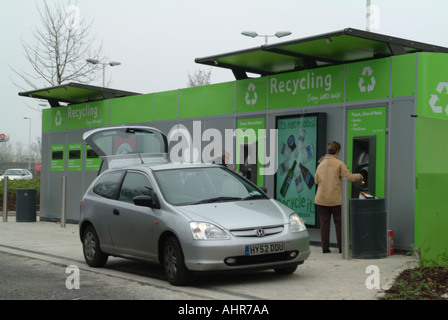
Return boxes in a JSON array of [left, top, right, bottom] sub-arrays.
[[42, 108, 51, 132], [110, 94, 153, 125], [417, 52, 448, 119], [179, 82, 234, 118], [154, 90, 178, 121], [391, 54, 415, 97], [415, 116, 448, 265]]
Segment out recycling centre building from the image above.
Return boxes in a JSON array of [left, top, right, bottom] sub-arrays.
[[20, 28, 448, 262]]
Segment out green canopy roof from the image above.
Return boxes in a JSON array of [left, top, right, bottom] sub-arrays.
[[19, 82, 140, 107], [195, 28, 448, 79]]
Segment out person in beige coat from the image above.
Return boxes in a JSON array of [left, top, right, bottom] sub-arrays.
[[315, 141, 363, 253]]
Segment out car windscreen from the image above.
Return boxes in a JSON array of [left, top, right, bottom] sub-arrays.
[[153, 167, 267, 206], [4, 169, 22, 175]]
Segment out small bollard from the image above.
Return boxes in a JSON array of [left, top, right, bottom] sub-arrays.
[[2, 177, 8, 222], [61, 176, 66, 228]]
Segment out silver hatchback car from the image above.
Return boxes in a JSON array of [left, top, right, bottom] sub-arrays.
[[79, 126, 310, 285]]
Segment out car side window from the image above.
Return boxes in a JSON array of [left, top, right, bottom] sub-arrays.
[[93, 171, 123, 199], [119, 172, 154, 203]]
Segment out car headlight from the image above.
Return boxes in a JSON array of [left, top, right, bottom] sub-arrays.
[[290, 213, 307, 233], [189, 222, 230, 240]]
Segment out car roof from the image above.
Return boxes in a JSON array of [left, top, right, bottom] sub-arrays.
[[130, 162, 221, 172]]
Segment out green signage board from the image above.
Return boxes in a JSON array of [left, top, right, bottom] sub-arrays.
[[346, 106, 386, 198], [50, 108, 67, 131], [346, 58, 390, 102], [67, 143, 82, 171], [275, 113, 326, 227], [268, 65, 344, 109], [67, 101, 104, 129], [51, 144, 65, 171], [236, 77, 267, 113], [84, 144, 101, 171]]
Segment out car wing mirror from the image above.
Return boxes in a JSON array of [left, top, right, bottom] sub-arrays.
[[134, 194, 161, 209]]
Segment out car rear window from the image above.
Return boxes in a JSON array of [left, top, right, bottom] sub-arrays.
[[93, 171, 123, 199]]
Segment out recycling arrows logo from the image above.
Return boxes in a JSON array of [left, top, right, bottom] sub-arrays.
[[245, 83, 257, 105], [358, 66, 376, 93], [55, 110, 62, 126], [429, 82, 448, 115]]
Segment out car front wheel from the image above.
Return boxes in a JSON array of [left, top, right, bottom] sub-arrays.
[[163, 236, 191, 286], [82, 225, 108, 267]]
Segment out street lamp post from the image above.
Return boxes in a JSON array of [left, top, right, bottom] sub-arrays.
[[23, 117, 31, 170], [86, 59, 121, 87], [241, 31, 292, 45]]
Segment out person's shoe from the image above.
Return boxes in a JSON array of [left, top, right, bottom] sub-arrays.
[[323, 249, 331, 253]]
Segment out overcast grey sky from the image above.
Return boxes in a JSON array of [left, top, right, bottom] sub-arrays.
[[1, 0, 448, 152]]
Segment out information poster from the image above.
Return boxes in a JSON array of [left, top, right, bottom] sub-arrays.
[[85, 144, 101, 171], [67, 143, 82, 171], [275, 114, 326, 227], [347, 106, 386, 197], [51, 144, 65, 171], [236, 118, 265, 187]]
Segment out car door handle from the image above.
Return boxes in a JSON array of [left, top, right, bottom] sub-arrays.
[[113, 209, 120, 216]]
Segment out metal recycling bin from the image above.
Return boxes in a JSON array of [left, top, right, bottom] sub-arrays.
[[350, 198, 387, 259], [16, 189, 37, 222]]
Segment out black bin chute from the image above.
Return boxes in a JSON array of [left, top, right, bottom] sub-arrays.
[[350, 198, 387, 259], [16, 189, 37, 222]]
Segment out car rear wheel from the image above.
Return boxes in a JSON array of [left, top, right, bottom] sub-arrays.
[[82, 225, 108, 267], [163, 236, 191, 286]]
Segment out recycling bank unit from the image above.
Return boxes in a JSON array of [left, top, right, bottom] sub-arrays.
[[20, 29, 448, 260]]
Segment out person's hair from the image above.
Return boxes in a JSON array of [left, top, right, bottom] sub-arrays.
[[327, 141, 341, 155]]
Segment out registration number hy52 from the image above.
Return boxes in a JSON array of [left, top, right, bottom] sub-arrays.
[[245, 242, 285, 256]]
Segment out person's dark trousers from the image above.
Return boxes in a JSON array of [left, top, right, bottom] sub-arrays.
[[317, 205, 342, 252]]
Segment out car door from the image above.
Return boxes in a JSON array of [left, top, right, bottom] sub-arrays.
[[108, 171, 159, 260]]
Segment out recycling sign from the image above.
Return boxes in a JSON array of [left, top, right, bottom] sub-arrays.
[[428, 82, 448, 116], [245, 83, 258, 105], [55, 110, 62, 126], [358, 66, 376, 93]]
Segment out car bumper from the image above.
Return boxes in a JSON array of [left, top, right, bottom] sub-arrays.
[[182, 230, 310, 272]]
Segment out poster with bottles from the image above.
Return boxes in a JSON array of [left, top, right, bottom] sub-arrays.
[[275, 113, 326, 227]]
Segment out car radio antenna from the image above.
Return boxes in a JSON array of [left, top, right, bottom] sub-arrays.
[[138, 153, 144, 164]]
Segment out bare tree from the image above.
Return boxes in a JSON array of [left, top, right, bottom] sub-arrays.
[[187, 69, 212, 87], [11, 0, 105, 90]]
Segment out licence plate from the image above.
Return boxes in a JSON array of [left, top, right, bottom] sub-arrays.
[[245, 242, 285, 256]]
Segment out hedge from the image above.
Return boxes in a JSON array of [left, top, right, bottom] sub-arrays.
[[0, 179, 40, 212]]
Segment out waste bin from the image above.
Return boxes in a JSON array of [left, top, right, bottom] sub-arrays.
[[16, 189, 37, 222], [350, 198, 387, 259]]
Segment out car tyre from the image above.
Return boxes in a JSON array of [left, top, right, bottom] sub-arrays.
[[163, 236, 191, 286], [274, 264, 298, 274], [82, 225, 108, 267]]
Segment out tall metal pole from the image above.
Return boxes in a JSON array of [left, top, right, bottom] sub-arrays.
[[366, 0, 371, 31], [2, 177, 8, 222], [341, 178, 350, 259]]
